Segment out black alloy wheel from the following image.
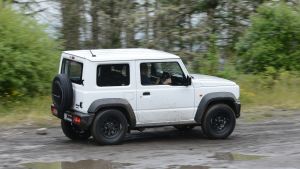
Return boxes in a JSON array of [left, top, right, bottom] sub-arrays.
[[102, 117, 121, 138], [210, 112, 230, 133], [201, 104, 236, 139], [92, 109, 128, 145]]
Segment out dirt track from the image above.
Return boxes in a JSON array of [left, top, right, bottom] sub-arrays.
[[1, 110, 300, 169]]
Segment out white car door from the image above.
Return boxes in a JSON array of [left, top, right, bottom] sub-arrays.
[[136, 59, 195, 125]]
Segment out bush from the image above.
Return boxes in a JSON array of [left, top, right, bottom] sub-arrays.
[[0, 3, 60, 100], [235, 2, 300, 73]]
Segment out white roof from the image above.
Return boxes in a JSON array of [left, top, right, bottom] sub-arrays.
[[63, 48, 180, 62]]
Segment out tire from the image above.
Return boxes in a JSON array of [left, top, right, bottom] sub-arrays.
[[92, 109, 128, 145], [174, 125, 195, 131], [52, 74, 73, 118], [61, 120, 91, 140], [201, 104, 236, 139]]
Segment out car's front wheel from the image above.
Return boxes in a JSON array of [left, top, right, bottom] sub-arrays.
[[61, 120, 91, 140], [201, 104, 236, 139], [92, 109, 128, 145]]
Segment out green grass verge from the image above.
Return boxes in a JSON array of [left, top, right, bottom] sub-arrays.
[[238, 73, 300, 109], [0, 96, 59, 127], [237, 72, 300, 122]]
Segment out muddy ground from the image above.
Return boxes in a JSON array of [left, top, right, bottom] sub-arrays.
[[1, 109, 300, 169]]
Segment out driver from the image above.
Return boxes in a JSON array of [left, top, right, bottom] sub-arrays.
[[140, 63, 171, 85]]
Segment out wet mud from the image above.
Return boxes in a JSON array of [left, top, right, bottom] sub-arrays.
[[1, 110, 300, 169], [23, 159, 132, 169]]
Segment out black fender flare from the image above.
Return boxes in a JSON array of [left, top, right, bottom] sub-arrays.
[[194, 92, 240, 123], [88, 98, 136, 127]]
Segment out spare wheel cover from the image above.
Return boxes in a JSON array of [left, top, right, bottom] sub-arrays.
[[52, 74, 73, 118]]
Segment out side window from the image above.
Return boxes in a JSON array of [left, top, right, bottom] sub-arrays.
[[140, 62, 185, 86], [97, 64, 130, 87], [61, 59, 83, 84]]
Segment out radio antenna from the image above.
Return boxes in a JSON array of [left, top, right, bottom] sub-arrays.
[[90, 50, 96, 57]]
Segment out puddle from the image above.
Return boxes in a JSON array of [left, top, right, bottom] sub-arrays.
[[211, 152, 265, 161], [23, 159, 132, 169]]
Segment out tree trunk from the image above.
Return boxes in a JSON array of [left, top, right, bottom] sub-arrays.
[[144, 0, 150, 42], [91, 0, 100, 48], [60, 0, 81, 50]]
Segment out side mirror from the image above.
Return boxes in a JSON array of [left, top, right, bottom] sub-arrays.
[[185, 75, 192, 86], [79, 79, 84, 86]]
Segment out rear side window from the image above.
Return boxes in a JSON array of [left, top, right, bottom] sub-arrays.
[[61, 59, 83, 84], [97, 64, 130, 87]]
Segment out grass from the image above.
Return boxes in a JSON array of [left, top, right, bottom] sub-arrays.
[[236, 72, 300, 122], [0, 72, 300, 126], [0, 96, 60, 128], [238, 73, 300, 110]]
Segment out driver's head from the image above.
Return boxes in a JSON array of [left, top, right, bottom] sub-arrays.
[[141, 63, 149, 75]]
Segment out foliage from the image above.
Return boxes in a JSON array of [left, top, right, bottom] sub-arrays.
[[197, 34, 219, 75], [236, 2, 300, 73], [1, 0, 300, 123], [0, 3, 60, 100], [215, 64, 239, 80], [188, 34, 220, 76]]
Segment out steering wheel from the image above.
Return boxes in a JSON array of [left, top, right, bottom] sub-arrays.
[[159, 72, 171, 84]]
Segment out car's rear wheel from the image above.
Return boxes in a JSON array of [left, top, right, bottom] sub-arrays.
[[61, 120, 91, 140], [201, 104, 236, 139], [92, 109, 128, 145]]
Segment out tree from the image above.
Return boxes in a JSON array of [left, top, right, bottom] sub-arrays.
[[60, 0, 82, 50], [0, 3, 59, 98], [90, 0, 101, 48], [199, 35, 219, 75], [123, 0, 138, 48], [236, 2, 300, 73], [57, 0, 283, 75], [98, 0, 123, 48]]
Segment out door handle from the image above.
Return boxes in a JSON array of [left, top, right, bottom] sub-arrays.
[[143, 92, 150, 96]]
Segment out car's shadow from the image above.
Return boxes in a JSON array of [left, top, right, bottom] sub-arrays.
[[60, 126, 238, 146], [123, 127, 206, 144]]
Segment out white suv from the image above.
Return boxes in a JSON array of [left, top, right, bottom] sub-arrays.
[[51, 48, 241, 145]]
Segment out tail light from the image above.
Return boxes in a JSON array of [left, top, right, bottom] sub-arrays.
[[73, 116, 81, 125]]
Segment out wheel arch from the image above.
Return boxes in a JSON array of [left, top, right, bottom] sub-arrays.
[[88, 98, 136, 128], [194, 92, 240, 123]]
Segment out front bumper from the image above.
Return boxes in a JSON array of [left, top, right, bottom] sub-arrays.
[[234, 101, 241, 118]]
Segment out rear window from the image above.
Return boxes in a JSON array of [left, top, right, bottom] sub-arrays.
[[61, 59, 83, 84], [97, 64, 130, 87]]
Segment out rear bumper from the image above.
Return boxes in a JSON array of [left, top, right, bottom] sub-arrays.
[[51, 104, 94, 129], [66, 111, 94, 129]]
